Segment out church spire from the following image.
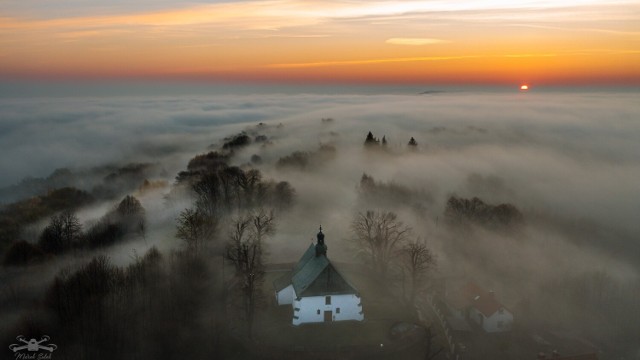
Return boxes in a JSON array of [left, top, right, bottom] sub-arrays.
[[315, 225, 327, 257]]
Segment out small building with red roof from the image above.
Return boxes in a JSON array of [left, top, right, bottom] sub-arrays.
[[446, 281, 513, 332]]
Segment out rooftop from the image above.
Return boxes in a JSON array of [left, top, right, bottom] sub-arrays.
[[273, 230, 358, 297], [447, 282, 507, 317]]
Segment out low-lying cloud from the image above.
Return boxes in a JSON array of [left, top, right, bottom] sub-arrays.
[[2, 89, 639, 236], [2, 86, 640, 356]]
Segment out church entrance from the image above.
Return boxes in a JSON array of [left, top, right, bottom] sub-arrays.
[[324, 311, 332, 322]]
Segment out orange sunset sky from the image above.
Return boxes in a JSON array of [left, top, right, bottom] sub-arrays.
[[1, 0, 639, 85]]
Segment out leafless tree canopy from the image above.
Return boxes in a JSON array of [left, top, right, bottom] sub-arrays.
[[224, 209, 275, 339], [175, 208, 217, 253], [400, 238, 436, 305], [350, 210, 412, 278], [250, 208, 275, 245], [39, 211, 82, 254]]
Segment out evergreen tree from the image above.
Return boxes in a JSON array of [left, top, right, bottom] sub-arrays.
[[364, 131, 379, 146]]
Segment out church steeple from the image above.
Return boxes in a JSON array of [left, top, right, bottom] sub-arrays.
[[315, 225, 327, 257]]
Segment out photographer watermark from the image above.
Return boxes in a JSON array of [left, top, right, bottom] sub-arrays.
[[9, 335, 57, 359]]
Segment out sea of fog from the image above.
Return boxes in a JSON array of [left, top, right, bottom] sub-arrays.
[[2, 83, 640, 358], [1, 84, 639, 238]]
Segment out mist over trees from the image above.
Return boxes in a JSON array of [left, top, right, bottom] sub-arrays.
[[351, 210, 412, 279], [358, 173, 433, 213], [275, 144, 336, 170], [39, 211, 82, 254], [1, 91, 639, 359], [175, 208, 217, 253], [0, 187, 93, 252], [444, 195, 523, 231], [224, 210, 275, 339], [364, 131, 381, 147], [407, 137, 418, 147], [399, 238, 436, 305], [38, 249, 224, 359], [2, 194, 147, 265], [1, 126, 300, 359], [350, 209, 437, 307]]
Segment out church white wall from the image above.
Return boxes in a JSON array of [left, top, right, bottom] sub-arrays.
[[275, 284, 294, 305], [292, 294, 364, 326], [469, 307, 513, 332], [483, 309, 513, 332]]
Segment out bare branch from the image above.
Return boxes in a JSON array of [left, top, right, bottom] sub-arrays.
[[350, 210, 412, 279]]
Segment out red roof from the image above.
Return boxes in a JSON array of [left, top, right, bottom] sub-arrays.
[[447, 282, 507, 317]]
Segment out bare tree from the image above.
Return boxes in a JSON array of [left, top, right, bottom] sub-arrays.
[[224, 215, 265, 339], [250, 208, 275, 245], [39, 211, 82, 254], [226, 215, 252, 274], [219, 166, 244, 211], [351, 210, 412, 279], [243, 169, 262, 207], [193, 172, 222, 217], [176, 208, 217, 253], [400, 238, 436, 305]]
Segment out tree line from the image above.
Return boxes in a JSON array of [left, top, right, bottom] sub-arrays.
[[3, 195, 145, 266]]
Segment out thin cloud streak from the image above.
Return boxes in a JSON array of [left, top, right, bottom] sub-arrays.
[[507, 23, 640, 36], [266, 53, 562, 68], [385, 38, 451, 46], [1, 0, 639, 83], [2, 0, 638, 32], [267, 56, 483, 68]]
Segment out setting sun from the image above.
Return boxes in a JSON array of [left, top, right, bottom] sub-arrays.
[[520, 85, 529, 90]]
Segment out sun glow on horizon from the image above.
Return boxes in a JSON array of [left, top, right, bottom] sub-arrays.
[[520, 84, 529, 90], [0, 0, 639, 84]]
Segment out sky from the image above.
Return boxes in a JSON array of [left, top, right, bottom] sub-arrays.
[[1, 0, 640, 85]]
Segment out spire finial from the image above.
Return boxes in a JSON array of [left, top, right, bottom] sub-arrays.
[[316, 225, 325, 244], [315, 225, 327, 256]]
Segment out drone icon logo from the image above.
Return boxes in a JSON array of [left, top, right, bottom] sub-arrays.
[[9, 335, 57, 354]]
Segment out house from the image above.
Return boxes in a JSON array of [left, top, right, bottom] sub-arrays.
[[273, 226, 364, 326], [446, 282, 513, 332]]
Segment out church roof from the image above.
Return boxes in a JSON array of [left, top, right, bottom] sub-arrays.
[[291, 252, 358, 297], [292, 244, 316, 273], [274, 237, 358, 298], [273, 227, 358, 297], [294, 259, 358, 297], [292, 254, 330, 295], [273, 271, 292, 292]]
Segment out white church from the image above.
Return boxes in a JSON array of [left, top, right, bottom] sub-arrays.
[[273, 227, 364, 326]]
